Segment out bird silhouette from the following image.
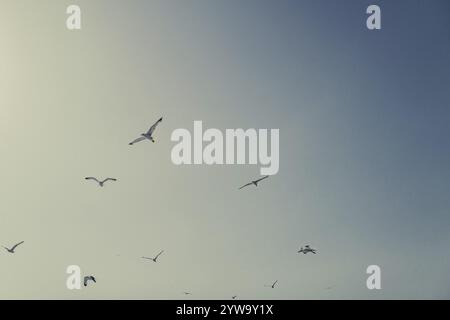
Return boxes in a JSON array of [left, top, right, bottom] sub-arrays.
[[85, 177, 117, 187], [129, 117, 163, 145], [239, 176, 269, 190], [142, 250, 164, 263], [83, 276, 96, 287], [2, 241, 24, 254], [265, 280, 278, 289], [298, 245, 317, 254]]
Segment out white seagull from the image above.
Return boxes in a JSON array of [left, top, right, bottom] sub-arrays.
[[84, 276, 96, 287], [85, 177, 117, 187], [142, 250, 164, 263], [239, 176, 269, 190], [2, 241, 24, 254], [129, 117, 163, 145], [298, 245, 317, 255]]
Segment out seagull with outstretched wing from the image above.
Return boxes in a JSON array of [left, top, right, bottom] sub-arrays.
[[298, 244, 317, 255], [142, 250, 164, 263], [84, 275, 96, 287], [2, 241, 24, 254], [85, 177, 117, 187], [239, 176, 269, 190], [129, 117, 163, 145]]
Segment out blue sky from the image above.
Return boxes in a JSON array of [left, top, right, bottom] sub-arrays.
[[0, 0, 449, 299]]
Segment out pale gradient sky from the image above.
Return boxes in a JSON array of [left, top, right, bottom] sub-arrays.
[[1, 0, 450, 299]]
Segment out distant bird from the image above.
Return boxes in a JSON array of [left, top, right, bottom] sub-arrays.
[[85, 177, 117, 187], [232, 296, 237, 300], [142, 250, 164, 263], [265, 280, 278, 289], [183, 292, 191, 295], [325, 286, 333, 290], [83, 276, 96, 287], [239, 176, 269, 190], [298, 245, 317, 254], [129, 117, 163, 145], [2, 241, 24, 254]]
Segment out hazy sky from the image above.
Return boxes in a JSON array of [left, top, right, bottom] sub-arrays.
[[1, 0, 450, 299]]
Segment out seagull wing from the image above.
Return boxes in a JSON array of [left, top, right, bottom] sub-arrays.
[[146, 117, 163, 135], [255, 175, 269, 183], [85, 177, 100, 184], [155, 250, 164, 260], [129, 136, 146, 145], [239, 182, 253, 190], [273, 280, 278, 287], [102, 178, 117, 184], [11, 241, 24, 251], [141, 257, 153, 260]]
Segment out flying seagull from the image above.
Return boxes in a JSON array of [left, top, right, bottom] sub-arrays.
[[85, 177, 117, 187], [183, 292, 191, 295], [232, 296, 237, 300], [265, 280, 278, 289], [142, 250, 164, 263], [129, 117, 163, 145], [84, 276, 96, 287], [239, 176, 269, 190], [298, 245, 317, 255], [2, 241, 24, 254]]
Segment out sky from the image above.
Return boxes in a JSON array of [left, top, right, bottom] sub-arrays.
[[0, 0, 450, 299]]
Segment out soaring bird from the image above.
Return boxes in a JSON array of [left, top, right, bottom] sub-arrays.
[[129, 117, 163, 145], [239, 176, 269, 190], [2, 241, 24, 254], [265, 280, 278, 289], [183, 292, 191, 295], [83, 276, 96, 287], [232, 296, 237, 300], [298, 245, 317, 255], [142, 250, 164, 263], [85, 177, 117, 187]]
